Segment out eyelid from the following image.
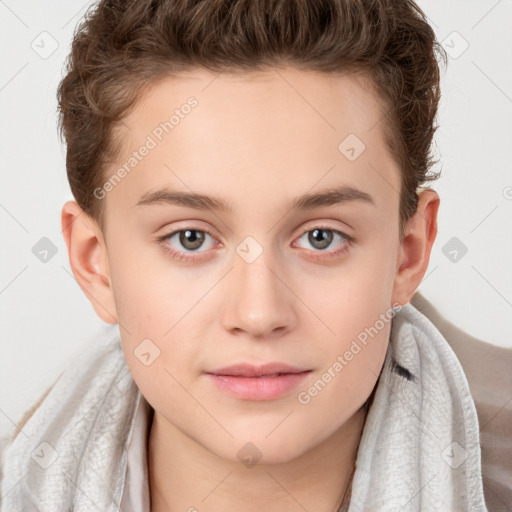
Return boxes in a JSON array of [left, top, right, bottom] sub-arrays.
[[295, 220, 355, 241], [156, 221, 355, 262], [156, 226, 219, 263], [292, 225, 354, 250], [156, 225, 219, 248], [155, 220, 220, 242]]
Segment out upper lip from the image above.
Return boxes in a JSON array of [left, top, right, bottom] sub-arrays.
[[206, 362, 311, 377]]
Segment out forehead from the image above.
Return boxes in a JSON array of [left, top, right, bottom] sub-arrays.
[[106, 66, 400, 215]]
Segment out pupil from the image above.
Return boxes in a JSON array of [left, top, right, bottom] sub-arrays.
[[309, 229, 332, 249], [180, 230, 204, 250]]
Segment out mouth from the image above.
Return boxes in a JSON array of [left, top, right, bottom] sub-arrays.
[[205, 362, 312, 400], [206, 362, 311, 378]]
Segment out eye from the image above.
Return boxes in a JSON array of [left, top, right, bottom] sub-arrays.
[[169, 229, 212, 251], [157, 228, 217, 262], [293, 226, 354, 258], [156, 225, 354, 263]]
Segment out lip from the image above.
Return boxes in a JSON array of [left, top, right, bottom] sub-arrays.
[[207, 362, 310, 377], [205, 362, 312, 401]]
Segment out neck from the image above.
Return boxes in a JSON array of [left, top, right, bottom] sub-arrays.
[[148, 403, 369, 512]]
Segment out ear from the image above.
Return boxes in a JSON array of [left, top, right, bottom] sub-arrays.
[[61, 200, 118, 324], [391, 188, 440, 307]]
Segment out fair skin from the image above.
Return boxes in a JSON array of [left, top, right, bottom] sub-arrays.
[[62, 67, 439, 511]]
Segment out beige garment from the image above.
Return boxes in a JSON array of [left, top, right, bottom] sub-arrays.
[[410, 292, 512, 512], [1, 292, 509, 510]]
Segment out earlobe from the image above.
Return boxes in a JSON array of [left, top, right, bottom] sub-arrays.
[[391, 188, 440, 307], [61, 200, 118, 324]]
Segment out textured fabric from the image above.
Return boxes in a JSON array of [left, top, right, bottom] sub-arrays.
[[410, 292, 512, 512], [0, 302, 488, 511], [0, 332, 139, 511], [119, 392, 152, 511], [348, 301, 487, 511]]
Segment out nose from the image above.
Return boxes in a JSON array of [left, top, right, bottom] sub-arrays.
[[220, 246, 298, 340]]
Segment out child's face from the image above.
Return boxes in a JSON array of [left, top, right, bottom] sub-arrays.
[[74, 67, 436, 463]]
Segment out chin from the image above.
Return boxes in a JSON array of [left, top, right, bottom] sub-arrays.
[[212, 434, 312, 467]]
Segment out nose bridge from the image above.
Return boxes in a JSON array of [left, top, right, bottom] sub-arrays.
[[221, 236, 296, 337]]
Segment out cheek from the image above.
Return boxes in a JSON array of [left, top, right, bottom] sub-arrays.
[[108, 242, 195, 332], [294, 248, 396, 400], [113, 279, 224, 389], [109, 223, 396, 404], [313, 292, 391, 397], [296, 243, 397, 335], [296, 296, 391, 432], [106, 250, 199, 391]]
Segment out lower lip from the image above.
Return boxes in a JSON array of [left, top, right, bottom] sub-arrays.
[[206, 372, 311, 401]]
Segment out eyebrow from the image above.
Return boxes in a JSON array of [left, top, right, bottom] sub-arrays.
[[135, 184, 375, 212]]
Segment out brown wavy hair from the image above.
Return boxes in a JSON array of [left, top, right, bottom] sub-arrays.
[[57, 0, 447, 238]]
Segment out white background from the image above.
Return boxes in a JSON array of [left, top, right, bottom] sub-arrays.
[[1, 0, 511, 437]]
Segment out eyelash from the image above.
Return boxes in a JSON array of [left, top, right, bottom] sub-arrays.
[[156, 226, 355, 263], [157, 227, 218, 263]]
